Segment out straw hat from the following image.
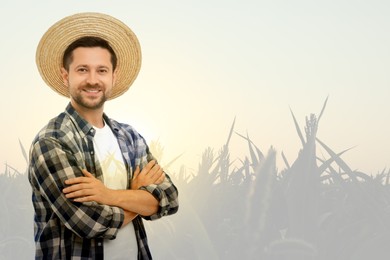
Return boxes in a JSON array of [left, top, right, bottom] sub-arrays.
[[36, 12, 142, 99]]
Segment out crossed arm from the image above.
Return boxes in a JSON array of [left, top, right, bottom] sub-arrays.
[[30, 132, 178, 241], [63, 160, 165, 227]]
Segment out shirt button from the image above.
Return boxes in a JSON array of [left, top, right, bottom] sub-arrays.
[[97, 242, 102, 246], [91, 151, 94, 155]]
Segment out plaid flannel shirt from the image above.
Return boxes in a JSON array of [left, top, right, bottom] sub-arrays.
[[28, 103, 179, 260]]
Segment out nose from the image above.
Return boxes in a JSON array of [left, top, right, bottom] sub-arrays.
[[86, 71, 99, 85]]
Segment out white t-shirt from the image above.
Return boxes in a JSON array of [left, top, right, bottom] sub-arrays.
[[93, 123, 138, 260]]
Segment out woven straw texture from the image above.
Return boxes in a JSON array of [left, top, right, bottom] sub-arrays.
[[36, 12, 142, 99]]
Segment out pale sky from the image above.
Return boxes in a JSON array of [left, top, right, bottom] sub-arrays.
[[1, 0, 389, 175]]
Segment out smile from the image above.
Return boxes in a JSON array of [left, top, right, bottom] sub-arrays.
[[84, 89, 100, 93]]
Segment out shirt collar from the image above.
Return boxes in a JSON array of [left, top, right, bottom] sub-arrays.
[[65, 103, 95, 138], [64, 103, 119, 137]]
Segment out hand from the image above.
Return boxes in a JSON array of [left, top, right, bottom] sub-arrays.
[[63, 169, 115, 205], [131, 160, 165, 190]]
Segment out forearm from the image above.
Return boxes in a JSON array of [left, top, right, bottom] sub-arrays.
[[139, 173, 179, 220], [63, 170, 178, 220], [112, 189, 159, 217], [29, 139, 124, 239], [122, 210, 139, 227]]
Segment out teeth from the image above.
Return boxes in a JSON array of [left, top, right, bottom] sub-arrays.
[[85, 89, 99, 93]]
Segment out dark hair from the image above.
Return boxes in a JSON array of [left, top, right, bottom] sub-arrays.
[[62, 36, 118, 71]]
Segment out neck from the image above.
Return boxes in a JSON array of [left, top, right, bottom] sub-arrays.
[[71, 101, 105, 128]]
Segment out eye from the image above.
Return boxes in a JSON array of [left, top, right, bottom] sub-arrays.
[[98, 68, 108, 74], [77, 67, 88, 73]]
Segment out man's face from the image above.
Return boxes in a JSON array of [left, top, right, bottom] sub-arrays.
[[61, 47, 116, 110]]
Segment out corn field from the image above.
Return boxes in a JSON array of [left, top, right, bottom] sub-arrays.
[[1, 101, 389, 259], [0, 164, 34, 259]]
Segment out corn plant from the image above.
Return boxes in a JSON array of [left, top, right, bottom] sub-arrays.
[[0, 163, 34, 259], [2, 99, 390, 259]]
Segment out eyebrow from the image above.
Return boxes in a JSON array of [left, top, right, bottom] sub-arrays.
[[75, 64, 112, 70]]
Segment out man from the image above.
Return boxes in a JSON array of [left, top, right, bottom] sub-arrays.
[[28, 12, 179, 260]]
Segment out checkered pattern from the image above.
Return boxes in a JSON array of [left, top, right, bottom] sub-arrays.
[[28, 103, 179, 259]]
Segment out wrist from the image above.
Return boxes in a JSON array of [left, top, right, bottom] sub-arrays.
[[108, 189, 120, 206]]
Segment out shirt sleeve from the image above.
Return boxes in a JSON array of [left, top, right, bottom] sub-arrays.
[[138, 149, 179, 220], [29, 136, 124, 239], [139, 172, 179, 220], [117, 121, 179, 220]]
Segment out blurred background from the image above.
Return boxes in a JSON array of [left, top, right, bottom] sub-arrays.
[[1, 0, 389, 259]]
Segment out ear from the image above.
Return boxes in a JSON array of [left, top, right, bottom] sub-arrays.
[[60, 67, 69, 86], [112, 69, 118, 86]]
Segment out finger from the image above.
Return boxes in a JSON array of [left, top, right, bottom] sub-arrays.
[[150, 166, 163, 181], [73, 195, 94, 203], [155, 172, 166, 185], [65, 191, 79, 199], [148, 163, 161, 177], [64, 188, 90, 199], [142, 160, 157, 175], [133, 166, 140, 179], [65, 177, 90, 185], [63, 183, 88, 194], [82, 169, 95, 178]]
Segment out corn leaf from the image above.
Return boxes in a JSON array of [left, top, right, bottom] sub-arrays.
[[290, 107, 305, 146], [18, 139, 28, 164]]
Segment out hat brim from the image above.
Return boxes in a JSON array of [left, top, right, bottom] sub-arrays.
[[36, 12, 142, 99]]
